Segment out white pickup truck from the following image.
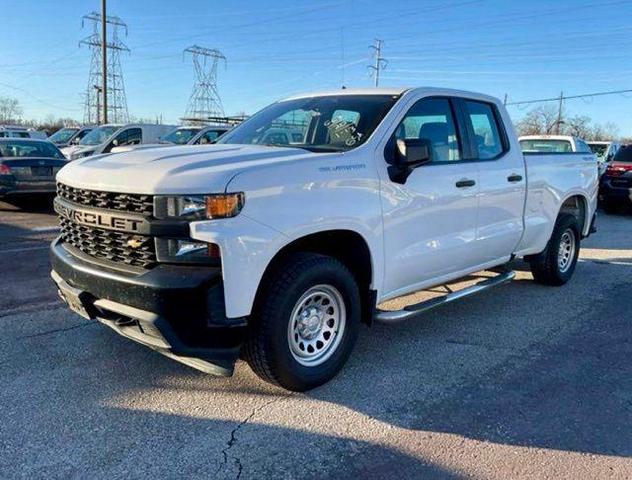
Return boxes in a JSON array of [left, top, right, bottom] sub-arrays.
[[51, 87, 598, 391]]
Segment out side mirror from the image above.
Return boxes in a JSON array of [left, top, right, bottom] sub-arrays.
[[112, 139, 119, 147], [396, 138, 432, 167], [387, 138, 432, 184]]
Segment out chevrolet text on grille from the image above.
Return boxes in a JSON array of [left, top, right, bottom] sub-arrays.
[[54, 199, 143, 233]]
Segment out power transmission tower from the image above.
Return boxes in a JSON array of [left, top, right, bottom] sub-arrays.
[[80, 11, 130, 125], [368, 39, 387, 87], [182, 46, 226, 124]]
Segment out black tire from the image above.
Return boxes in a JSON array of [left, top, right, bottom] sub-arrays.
[[527, 213, 580, 286], [243, 252, 361, 391]]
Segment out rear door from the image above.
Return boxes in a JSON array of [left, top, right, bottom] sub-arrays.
[[461, 99, 526, 261]]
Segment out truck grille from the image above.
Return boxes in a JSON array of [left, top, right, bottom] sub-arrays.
[[56, 183, 154, 215], [59, 217, 157, 268], [56, 182, 157, 268]]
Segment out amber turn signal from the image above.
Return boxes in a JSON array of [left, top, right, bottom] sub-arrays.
[[205, 193, 245, 218]]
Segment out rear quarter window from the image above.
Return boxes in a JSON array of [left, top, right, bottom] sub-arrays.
[[519, 139, 573, 153]]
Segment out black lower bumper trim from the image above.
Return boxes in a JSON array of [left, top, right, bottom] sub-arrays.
[[51, 238, 245, 375]]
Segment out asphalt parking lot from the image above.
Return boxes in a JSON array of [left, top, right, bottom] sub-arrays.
[[1, 198, 631, 479]]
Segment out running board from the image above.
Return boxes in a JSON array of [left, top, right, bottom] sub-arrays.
[[374, 271, 515, 323]]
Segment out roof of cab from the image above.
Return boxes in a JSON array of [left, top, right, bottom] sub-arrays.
[[282, 86, 502, 105]]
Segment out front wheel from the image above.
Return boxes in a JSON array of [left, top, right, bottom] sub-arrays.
[[527, 213, 580, 286], [244, 253, 361, 391]]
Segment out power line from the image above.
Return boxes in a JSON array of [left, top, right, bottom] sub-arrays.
[[506, 89, 632, 106]]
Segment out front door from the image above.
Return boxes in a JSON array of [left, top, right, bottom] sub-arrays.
[[379, 97, 481, 297]]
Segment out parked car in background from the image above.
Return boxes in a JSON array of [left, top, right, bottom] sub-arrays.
[[519, 135, 594, 153], [52, 87, 598, 391], [48, 126, 94, 148], [61, 124, 122, 159], [111, 125, 232, 153], [0, 138, 67, 198], [588, 141, 621, 176], [599, 144, 632, 213], [161, 126, 204, 145], [0, 125, 47, 140], [188, 125, 230, 144], [62, 124, 176, 160]]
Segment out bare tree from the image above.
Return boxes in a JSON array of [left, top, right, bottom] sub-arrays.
[[0, 97, 23, 123], [565, 115, 592, 139], [515, 105, 621, 141], [515, 105, 563, 136]]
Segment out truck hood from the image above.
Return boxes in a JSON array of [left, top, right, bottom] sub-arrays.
[[61, 145, 96, 160], [56, 144, 324, 194]]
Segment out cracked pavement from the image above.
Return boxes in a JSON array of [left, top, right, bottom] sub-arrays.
[[1, 199, 631, 479]]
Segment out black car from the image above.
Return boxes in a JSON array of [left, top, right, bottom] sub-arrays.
[[599, 145, 632, 213], [0, 139, 68, 197]]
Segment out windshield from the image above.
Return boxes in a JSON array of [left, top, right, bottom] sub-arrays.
[[613, 146, 632, 163], [217, 94, 400, 152], [80, 126, 119, 146], [519, 139, 573, 153], [161, 127, 202, 144], [588, 143, 608, 158], [0, 140, 65, 159], [48, 128, 79, 144]]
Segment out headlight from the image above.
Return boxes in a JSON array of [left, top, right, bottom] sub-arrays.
[[155, 193, 245, 220], [155, 238, 221, 265]]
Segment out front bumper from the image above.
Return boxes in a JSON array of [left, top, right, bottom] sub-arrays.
[[50, 238, 246, 376]]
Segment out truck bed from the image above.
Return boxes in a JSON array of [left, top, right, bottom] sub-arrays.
[[516, 152, 598, 256]]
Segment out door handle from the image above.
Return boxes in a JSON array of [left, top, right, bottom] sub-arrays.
[[455, 179, 476, 188], [507, 174, 523, 183]]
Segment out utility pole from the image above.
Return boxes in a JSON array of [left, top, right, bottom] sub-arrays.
[[503, 93, 508, 106], [93, 85, 101, 125], [368, 39, 387, 87], [555, 91, 564, 134], [101, 0, 107, 124]]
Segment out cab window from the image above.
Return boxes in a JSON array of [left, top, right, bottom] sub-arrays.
[[395, 98, 461, 163], [464, 101, 505, 160], [104, 128, 142, 153], [199, 130, 220, 144], [576, 139, 592, 154]]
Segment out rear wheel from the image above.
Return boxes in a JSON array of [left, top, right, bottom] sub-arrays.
[[244, 253, 361, 391], [528, 213, 580, 286]]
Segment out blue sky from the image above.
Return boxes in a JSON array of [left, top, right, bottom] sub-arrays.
[[1, 0, 631, 135]]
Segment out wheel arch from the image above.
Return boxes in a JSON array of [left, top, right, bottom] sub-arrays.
[[254, 229, 377, 325], [558, 193, 590, 236]]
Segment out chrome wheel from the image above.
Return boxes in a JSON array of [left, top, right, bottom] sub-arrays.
[[558, 229, 576, 273], [287, 284, 346, 367]]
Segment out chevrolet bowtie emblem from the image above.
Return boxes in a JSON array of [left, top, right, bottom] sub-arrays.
[[127, 238, 144, 249]]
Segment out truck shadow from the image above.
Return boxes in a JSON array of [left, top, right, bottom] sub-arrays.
[[307, 264, 632, 458]]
